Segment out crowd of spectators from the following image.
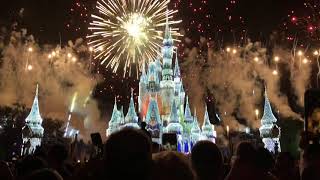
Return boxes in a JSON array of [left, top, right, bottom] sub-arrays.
[[0, 128, 319, 180]]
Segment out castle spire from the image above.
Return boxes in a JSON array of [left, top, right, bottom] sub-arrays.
[[202, 105, 216, 142], [125, 89, 137, 123], [174, 51, 181, 77], [25, 84, 42, 124], [184, 96, 193, 123], [22, 84, 44, 155], [261, 88, 277, 124], [191, 108, 201, 134], [164, 9, 172, 41], [169, 100, 179, 123], [259, 87, 281, 153]]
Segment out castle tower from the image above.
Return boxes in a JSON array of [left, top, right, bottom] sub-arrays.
[[138, 63, 147, 113], [173, 51, 185, 110], [145, 97, 162, 143], [160, 12, 175, 123], [22, 84, 44, 155], [124, 90, 139, 129], [201, 105, 217, 143], [184, 96, 193, 125], [190, 109, 201, 148], [106, 97, 121, 137], [259, 89, 281, 153]]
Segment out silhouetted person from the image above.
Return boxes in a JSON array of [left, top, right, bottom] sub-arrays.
[[152, 151, 195, 180], [104, 128, 152, 180], [140, 121, 152, 139], [25, 168, 63, 180], [16, 155, 47, 179], [255, 147, 277, 180], [191, 141, 223, 180], [301, 143, 320, 180], [47, 144, 71, 179], [0, 161, 13, 180], [273, 152, 299, 180], [225, 142, 257, 180]]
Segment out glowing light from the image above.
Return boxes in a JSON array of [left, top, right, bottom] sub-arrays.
[[48, 54, 52, 59], [72, 57, 77, 62], [67, 53, 72, 58], [314, 50, 319, 56], [254, 57, 259, 62], [272, 70, 278, 75], [226, 126, 230, 135], [255, 109, 259, 117], [297, 50, 303, 56], [70, 92, 78, 112], [303, 58, 309, 64], [226, 47, 231, 52], [87, 0, 181, 76], [89, 47, 94, 52], [274, 56, 280, 62], [28, 47, 33, 52], [52, 51, 56, 57], [27, 65, 33, 71], [232, 49, 237, 54]]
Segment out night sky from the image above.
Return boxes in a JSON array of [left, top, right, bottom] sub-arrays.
[[0, 0, 308, 117], [0, 0, 303, 44]]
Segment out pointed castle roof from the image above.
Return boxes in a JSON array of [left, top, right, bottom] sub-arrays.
[[202, 105, 213, 133], [24, 84, 44, 137], [261, 88, 278, 125], [25, 84, 42, 124], [145, 97, 161, 124], [184, 96, 193, 123], [191, 109, 201, 134], [125, 89, 137, 123], [169, 101, 179, 123], [174, 52, 181, 77], [109, 97, 120, 125]]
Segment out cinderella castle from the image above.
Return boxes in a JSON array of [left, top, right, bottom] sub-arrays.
[[106, 19, 217, 152]]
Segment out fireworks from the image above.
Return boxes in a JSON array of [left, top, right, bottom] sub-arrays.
[[284, 0, 320, 45], [87, 0, 181, 77]]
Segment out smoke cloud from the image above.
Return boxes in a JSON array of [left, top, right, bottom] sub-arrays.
[[181, 40, 307, 131], [0, 29, 104, 140]]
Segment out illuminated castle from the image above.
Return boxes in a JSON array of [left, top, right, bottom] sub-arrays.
[[21, 84, 44, 155], [259, 89, 281, 153], [106, 19, 216, 152]]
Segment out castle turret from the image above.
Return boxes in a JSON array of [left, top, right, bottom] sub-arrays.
[[145, 97, 162, 143], [201, 105, 216, 143], [160, 13, 175, 123], [22, 84, 44, 155], [124, 90, 139, 129], [190, 109, 201, 148], [259, 89, 281, 153], [106, 97, 121, 137], [184, 96, 193, 125]]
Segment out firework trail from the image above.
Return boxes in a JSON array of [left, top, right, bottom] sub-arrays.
[[64, 92, 78, 137]]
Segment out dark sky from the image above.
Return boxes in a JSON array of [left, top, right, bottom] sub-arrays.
[[0, 0, 303, 44]]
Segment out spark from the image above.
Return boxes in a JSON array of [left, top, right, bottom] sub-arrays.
[[87, 0, 181, 77], [272, 70, 278, 76], [27, 65, 33, 71]]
